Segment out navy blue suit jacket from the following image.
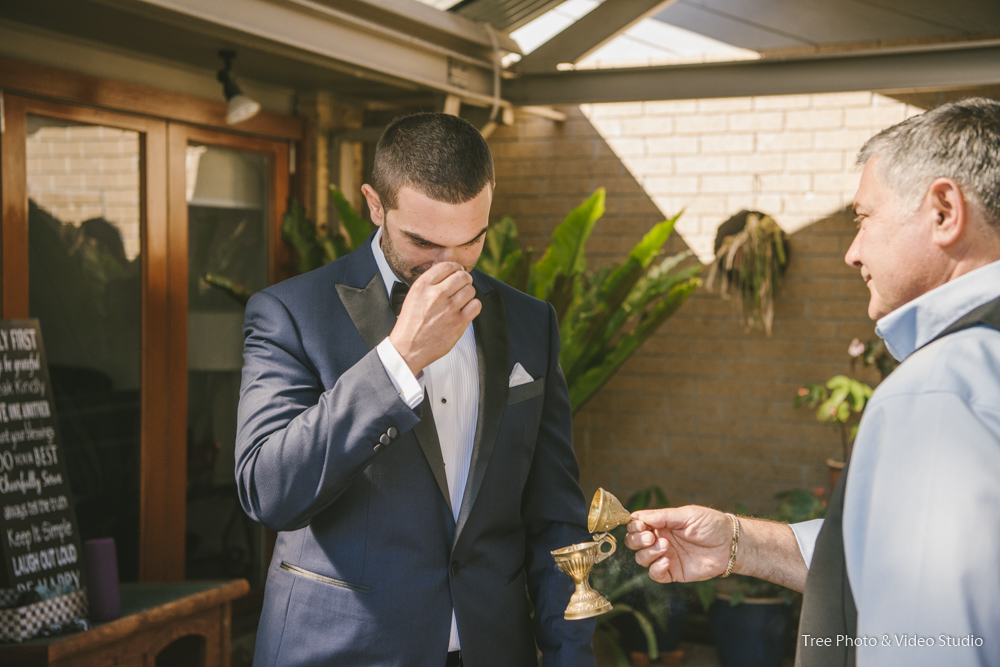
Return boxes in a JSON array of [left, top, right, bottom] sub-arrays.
[[235, 236, 595, 666]]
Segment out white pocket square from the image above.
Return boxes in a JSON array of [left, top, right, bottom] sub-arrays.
[[508, 363, 534, 387]]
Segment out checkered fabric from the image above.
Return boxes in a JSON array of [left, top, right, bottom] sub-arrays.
[[0, 587, 88, 642]]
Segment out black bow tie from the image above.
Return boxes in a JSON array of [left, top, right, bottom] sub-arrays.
[[390, 281, 409, 317]]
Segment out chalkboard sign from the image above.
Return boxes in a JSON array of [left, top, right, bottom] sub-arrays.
[[0, 320, 83, 591]]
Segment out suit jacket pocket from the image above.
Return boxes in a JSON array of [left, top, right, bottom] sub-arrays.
[[280, 561, 370, 593], [507, 377, 545, 405]]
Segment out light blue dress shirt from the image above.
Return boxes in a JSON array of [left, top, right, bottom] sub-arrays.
[[792, 258, 1000, 666]]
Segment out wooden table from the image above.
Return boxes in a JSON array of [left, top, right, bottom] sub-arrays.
[[0, 579, 249, 667]]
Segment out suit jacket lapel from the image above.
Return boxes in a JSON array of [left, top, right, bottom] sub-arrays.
[[335, 242, 453, 514], [336, 271, 396, 349], [454, 276, 508, 544]]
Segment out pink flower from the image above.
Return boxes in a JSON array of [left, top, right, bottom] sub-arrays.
[[797, 387, 809, 397], [848, 338, 865, 358]]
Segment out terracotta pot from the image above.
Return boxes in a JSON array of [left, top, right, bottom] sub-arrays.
[[826, 458, 845, 494]]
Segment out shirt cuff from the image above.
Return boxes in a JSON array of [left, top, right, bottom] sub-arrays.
[[790, 518, 824, 569], [376, 337, 424, 409]]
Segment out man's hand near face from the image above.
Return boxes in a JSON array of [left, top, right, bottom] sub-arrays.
[[389, 261, 482, 375]]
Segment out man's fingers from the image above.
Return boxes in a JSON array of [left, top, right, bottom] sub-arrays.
[[633, 538, 669, 568], [460, 297, 482, 320], [449, 282, 477, 307], [627, 519, 648, 533], [631, 508, 672, 529], [648, 556, 674, 584], [624, 530, 655, 551], [416, 261, 465, 286]]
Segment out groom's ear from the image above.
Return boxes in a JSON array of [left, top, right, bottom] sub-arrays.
[[361, 184, 385, 227]]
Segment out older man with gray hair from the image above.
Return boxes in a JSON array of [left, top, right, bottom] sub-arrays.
[[626, 97, 1000, 667]]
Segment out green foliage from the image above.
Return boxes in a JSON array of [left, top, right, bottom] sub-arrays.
[[528, 190, 605, 318], [282, 186, 372, 274], [591, 486, 681, 664], [794, 337, 896, 462], [476, 188, 702, 413], [202, 273, 256, 306], [774, 487, 827, 524], [206, 186, 370, 304], [477, 216, 530, 291]]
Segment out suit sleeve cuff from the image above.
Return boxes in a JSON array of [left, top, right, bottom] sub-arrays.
[[790, 518, 824, 569], [376, 337, 424, 409]]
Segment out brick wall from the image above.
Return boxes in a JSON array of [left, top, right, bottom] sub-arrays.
[[580, 93, 922, 263], [487, 94, 907, 515]]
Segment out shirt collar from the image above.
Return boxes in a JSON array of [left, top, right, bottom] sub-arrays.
[[371, 227, 401, 299], [876, 258, 1000, 362]]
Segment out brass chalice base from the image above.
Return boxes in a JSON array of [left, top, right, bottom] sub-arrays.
[[551, 536, 616, 620]]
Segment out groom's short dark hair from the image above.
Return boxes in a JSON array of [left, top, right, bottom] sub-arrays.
[[371, 112, 495, 211]]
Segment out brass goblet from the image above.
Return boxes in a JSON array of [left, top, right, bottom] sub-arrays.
[[550, 534, 617, 620], [553, 487, 634, 620]]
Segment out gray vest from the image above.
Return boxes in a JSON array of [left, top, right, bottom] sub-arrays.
[[795, 295, 1000, 666]]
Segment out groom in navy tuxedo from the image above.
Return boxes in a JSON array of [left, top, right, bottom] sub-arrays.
[[235, 113, 595, 666]]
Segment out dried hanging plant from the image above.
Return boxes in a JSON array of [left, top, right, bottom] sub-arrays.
[[707, 211, 788, 336]]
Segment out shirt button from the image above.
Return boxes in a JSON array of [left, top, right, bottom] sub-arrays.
[[387, 427, 398, 439], [373, 444, 384, 454], [379, 434, 391, 446], [441, 397, 447, 404], [450, 561, 460, 576]]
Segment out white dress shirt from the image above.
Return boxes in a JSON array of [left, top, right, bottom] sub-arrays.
[[371, 229, 479, 652], [791, 259, 1000, 666]]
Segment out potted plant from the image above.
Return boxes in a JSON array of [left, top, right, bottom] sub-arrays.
[[689, 489, 824, 667], [794, 338, 897, 488], [478, 188, 702, 413], [705, 575, 795, 667], [707, 210, 789, 336], [589, 486, 689, 667]]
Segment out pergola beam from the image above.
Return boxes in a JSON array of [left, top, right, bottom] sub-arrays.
[[506, 40, 1000, 105], [98, 0, 512, 105], [517, 0, 678, 74]]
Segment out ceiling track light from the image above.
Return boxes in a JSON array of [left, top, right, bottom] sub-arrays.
[[217, 50, 261, 125]]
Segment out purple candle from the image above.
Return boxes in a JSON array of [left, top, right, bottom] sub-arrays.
[[83, 537, 121, 622]]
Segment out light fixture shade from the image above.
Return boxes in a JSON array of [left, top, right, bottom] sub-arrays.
[[226, 94, 261, 125]]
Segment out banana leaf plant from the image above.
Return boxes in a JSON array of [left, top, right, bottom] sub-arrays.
[[203, 186, 371, 305], [476, 188, 702, 414]]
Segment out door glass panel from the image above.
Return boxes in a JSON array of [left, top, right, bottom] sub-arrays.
[[185, 144, 269, 585], [26, 115, 142, 581]]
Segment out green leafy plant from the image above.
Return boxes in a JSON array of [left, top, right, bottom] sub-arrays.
[[590, 486, 680, 666], [774, 487, 827, 524], [794, 337, 897, 462], [476, 188, 702, 413], [707, 211, 788, 336], [204, 186, 370, 304]]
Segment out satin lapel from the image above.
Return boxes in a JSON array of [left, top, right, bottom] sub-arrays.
[[454, 283, 508, 544], [336, 268, 453, 514], [336, 272, 396, 350]]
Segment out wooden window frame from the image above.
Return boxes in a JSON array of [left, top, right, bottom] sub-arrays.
[[0, 57, 302, 581]]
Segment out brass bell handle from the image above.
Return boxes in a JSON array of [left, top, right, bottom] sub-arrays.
[[593, 533, 617, 563]]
